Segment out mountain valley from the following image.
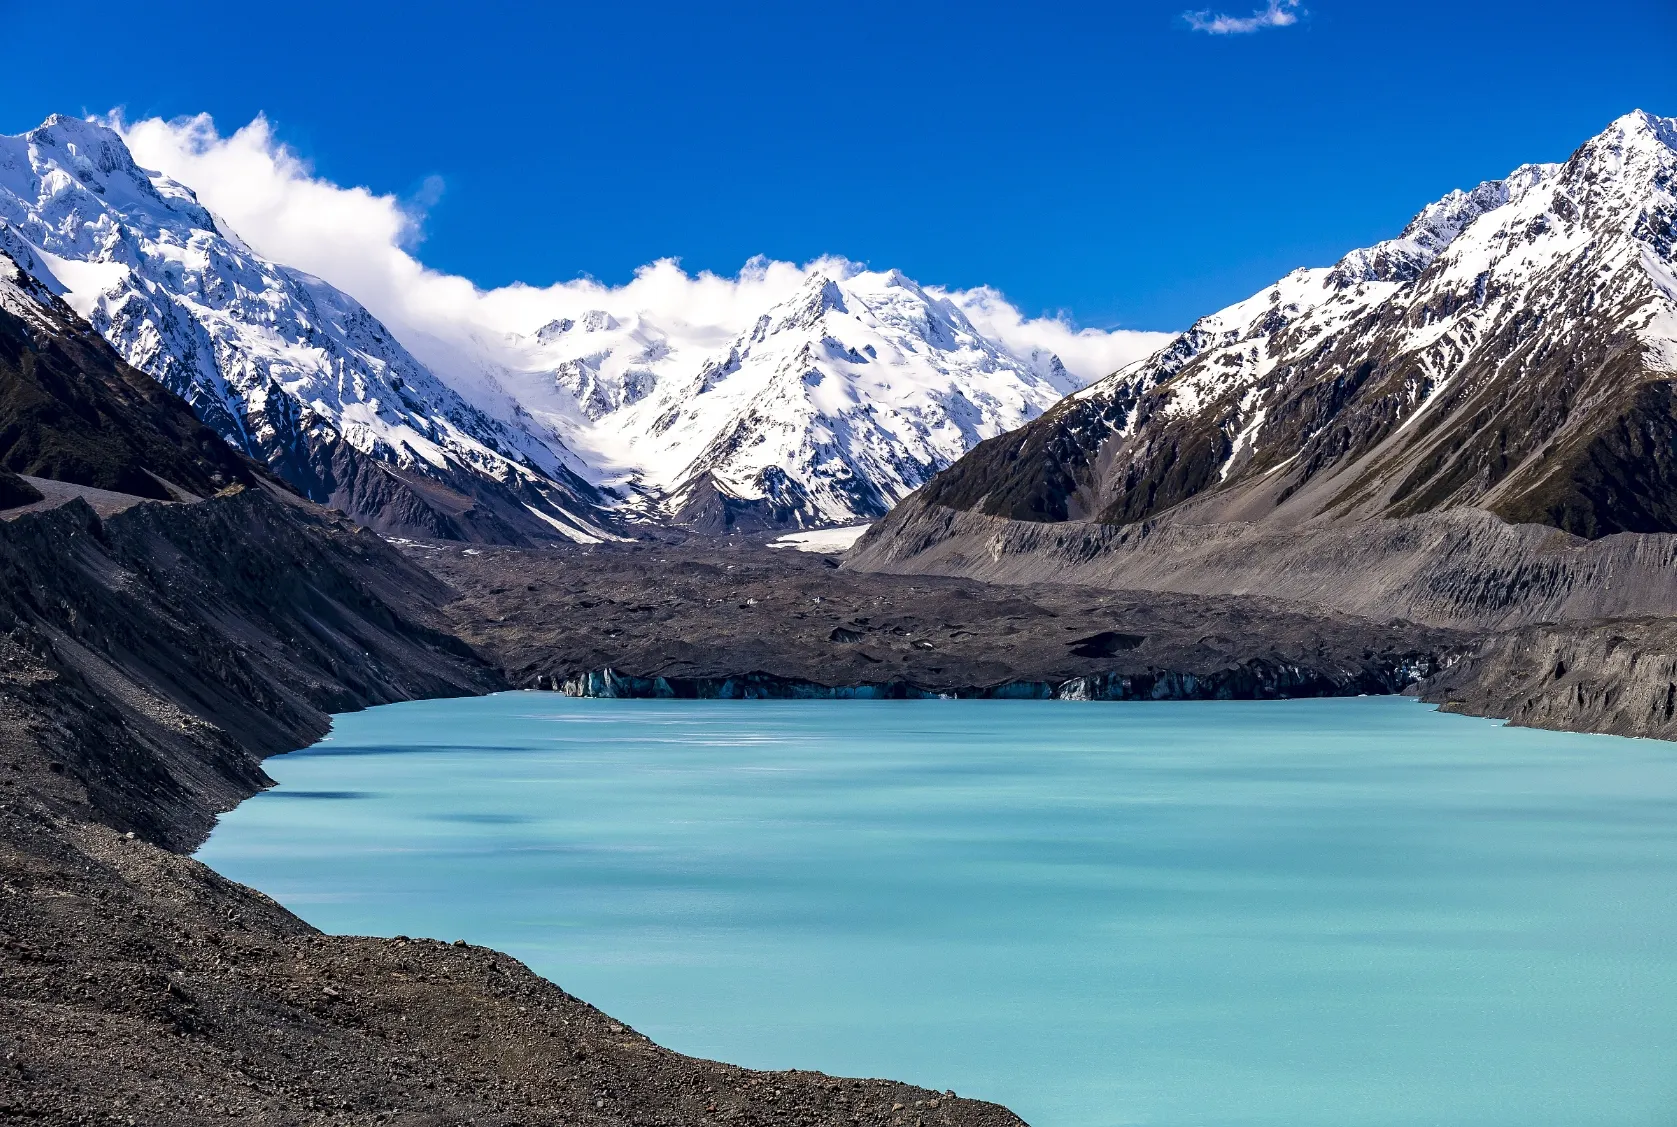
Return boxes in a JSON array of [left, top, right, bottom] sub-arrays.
[[7, 104, 1677, 1126]]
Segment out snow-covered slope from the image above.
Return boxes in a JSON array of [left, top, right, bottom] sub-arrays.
[[502, 268, 1086, 530], [0, 115, 1145, 538], [0, 116, 613, 544], [907, 110, 1677, 540]]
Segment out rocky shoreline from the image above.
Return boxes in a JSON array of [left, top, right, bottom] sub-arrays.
[[1415, 616, 1677, 740], [0, 490, 1023, 1127], [2, 485, 1669, 1126]]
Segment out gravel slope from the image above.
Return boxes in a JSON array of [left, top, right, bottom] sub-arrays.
[[0, 490, 1021, 1127]]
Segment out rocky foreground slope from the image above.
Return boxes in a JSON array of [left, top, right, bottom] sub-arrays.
[[0, 489, 1025, 1127]]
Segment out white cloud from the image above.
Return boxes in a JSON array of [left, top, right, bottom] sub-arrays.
[[1184, 0, 1302, 34], [112, 112, 1168, 389], [938, 286, 1173, 383]]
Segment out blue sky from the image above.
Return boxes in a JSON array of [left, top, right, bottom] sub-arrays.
[[3, 0, 1673, 330]]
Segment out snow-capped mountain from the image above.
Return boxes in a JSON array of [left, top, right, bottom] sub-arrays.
[[905, 109, 1677, 541], [0, 115, 613, 544], [504, 267, 1084, 530], [0, 115, 1130, 539]]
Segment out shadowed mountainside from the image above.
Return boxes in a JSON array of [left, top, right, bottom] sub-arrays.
[[0, 257, 258, 502]]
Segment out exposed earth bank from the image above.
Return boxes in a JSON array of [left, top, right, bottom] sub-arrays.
[[1416, 616, 1677, 739], [845, 499, 1677, 632]]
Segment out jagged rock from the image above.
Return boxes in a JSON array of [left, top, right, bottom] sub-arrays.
[[0, 469, 41, 508]]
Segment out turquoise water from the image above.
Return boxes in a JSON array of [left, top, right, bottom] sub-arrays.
[[197, 695, 1677, 1127]]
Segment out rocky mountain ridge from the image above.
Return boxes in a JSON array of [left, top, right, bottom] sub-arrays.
[[0, 115, 614, 545], [522, 268, 1086, 531], [0, 115, 1136, 538], [905, 110, 1677, 537], [854, 110, 1677, 624]]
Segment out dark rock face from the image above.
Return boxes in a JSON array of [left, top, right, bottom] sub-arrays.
[[0, 271, 259, 502], [235, 363, 608, 547], [0, 469, 40, 507], [274, 431, 579, 547], [0, 488, 499, 850], [1067, 631, 1146, 658], [411, 539, 1466, 702], [668, 469, 817, 534]]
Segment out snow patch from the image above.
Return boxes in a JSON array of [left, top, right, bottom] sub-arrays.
[[770, 524, 873, 553]]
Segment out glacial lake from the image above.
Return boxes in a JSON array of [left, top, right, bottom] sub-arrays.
[[197, 695, 1677, 1127]]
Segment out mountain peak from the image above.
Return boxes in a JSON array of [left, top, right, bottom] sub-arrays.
[[767, 274, 849, 334], [1, 115, 213, 234], [21, 115, 141, 180], [1572, 109, 1677, 172], [1615, 108, 1677, 150], [922, 108, 1677, 543], [28, 113, 117, 140]]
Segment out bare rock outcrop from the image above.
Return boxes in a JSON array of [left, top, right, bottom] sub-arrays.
[[1417, 618, 1677, 739]]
